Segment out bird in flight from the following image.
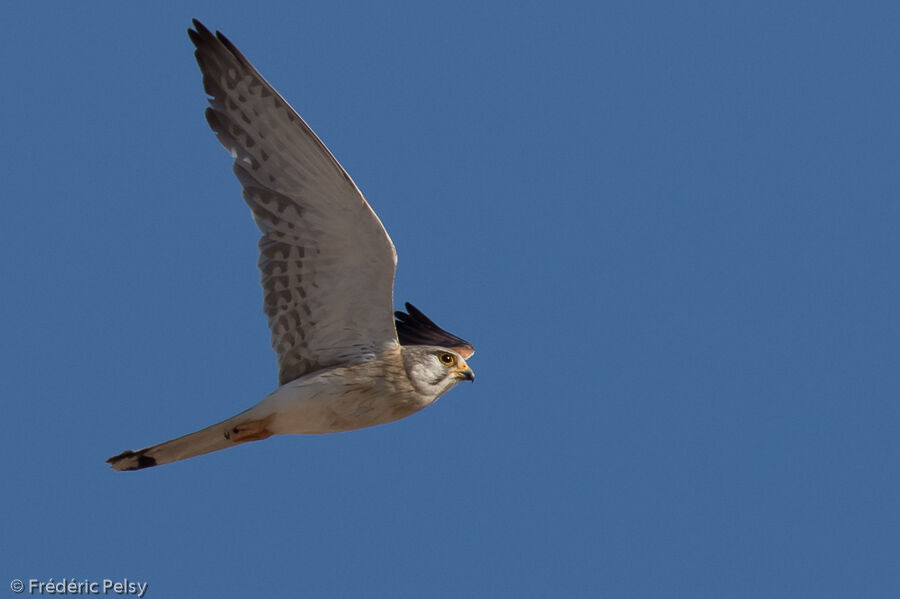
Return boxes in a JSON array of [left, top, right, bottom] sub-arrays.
[[107, 20, 474, 471]]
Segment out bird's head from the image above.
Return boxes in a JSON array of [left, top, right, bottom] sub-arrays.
[[401, 346, 475, 398]]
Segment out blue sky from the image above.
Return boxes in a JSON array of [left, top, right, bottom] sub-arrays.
[[2, 1, 898, 597]]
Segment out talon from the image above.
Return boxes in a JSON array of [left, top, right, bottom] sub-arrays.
[[226, 416, 275, 443]]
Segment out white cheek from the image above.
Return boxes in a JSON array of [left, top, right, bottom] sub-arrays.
[[422, 361, 453, 383], [410, 361, 437, 381], [410, 363, 427, 380]]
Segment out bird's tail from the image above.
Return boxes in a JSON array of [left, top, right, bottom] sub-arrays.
[[106, 409, 275, 471]]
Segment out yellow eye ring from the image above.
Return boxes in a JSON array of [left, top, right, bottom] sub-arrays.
[[439, 352, 456, 366]]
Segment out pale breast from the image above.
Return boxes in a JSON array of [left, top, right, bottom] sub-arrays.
[[259, 355, 432, 435]]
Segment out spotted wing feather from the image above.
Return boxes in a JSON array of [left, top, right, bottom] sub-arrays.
[[189, 20, 399, 385]]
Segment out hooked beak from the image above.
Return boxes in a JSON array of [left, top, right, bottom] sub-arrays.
[[454, 364, 475, 382]]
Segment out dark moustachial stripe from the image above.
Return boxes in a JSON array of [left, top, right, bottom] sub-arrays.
[[428, 374, 448, 386]]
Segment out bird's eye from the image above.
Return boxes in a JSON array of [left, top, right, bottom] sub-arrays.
[[439, 352, 456, 366]]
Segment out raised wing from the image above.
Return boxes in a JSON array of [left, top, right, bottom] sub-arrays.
[[394, 303, 474, 359], [189, 20, 399, 385]]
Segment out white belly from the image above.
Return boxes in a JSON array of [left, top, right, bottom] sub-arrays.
[[249, 365, 429, 435]]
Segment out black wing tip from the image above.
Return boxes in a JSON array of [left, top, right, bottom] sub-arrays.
[[188, 19, 228, 49], [394, 302, 433, 325], [404, 302, 428, 320], [187, 18, 212, 45], [395, 302, 474, 357], [187, 19, 258, 79]]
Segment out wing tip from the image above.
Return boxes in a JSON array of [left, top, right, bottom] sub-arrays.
[[188, 18, 254, 72], [187, 18, 212, 46], [395, 302, 474, 358]]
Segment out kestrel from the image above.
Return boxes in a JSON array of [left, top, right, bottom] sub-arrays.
[[107, 20, 474, 471]]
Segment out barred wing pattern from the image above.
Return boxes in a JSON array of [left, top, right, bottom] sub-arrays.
[[189, 21, 399, 385]]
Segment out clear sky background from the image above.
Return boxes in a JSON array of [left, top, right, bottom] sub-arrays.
[[2, 1, 898, 597]]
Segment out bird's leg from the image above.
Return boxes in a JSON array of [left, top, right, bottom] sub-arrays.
[[224, 414, 275, 443]]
